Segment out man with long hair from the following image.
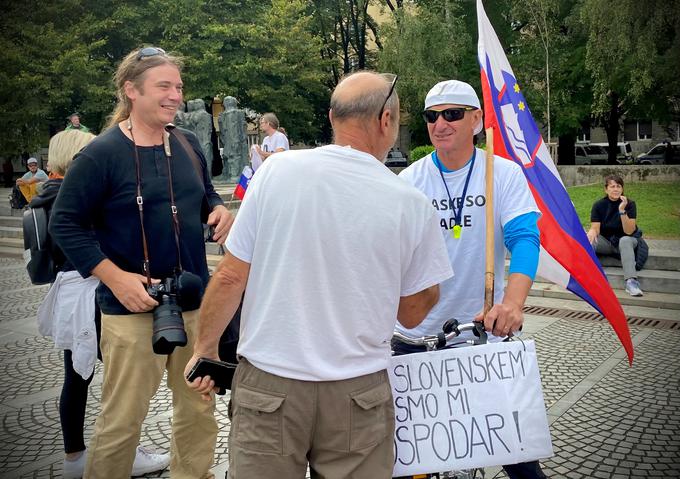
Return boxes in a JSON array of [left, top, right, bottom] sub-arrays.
[[50, 46, 233, 479]]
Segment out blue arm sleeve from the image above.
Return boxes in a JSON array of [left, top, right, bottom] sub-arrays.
[[504, 212, 540, 280]]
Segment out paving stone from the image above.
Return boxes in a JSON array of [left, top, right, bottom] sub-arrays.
[[2, 256, 680, 478]]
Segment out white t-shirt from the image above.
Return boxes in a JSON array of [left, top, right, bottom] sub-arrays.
[[226, 145, 452, 381], [397, 148, 539, 339], [262, 130, 289, 155]]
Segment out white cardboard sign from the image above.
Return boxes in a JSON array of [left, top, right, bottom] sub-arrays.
[[388, 340, 553, 476]]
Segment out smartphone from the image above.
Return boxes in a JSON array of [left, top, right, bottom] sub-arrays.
[[186, 357, 237, 395]]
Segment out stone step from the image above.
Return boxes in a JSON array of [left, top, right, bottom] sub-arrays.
[[600, 266, 680, 295], [0, 236, 23, 249], [0, 206, 24, 217], [503, 256, 679, 294], [0, 245, 23, 258], [532, 266, 680, 295], [529, 280, 680, 310], [207, 254, 222, 268], [0, 216, 22, 227], [598, 251, 680, 272], [0, 225, 22, 239]]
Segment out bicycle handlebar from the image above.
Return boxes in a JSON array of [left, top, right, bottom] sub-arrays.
[[392, 319, 488, 351]]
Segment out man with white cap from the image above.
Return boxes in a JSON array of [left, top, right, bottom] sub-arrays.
[[14, 157, 48, 205], [394, 80, 546, 479]]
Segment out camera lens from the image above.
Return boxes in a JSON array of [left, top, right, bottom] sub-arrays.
[[152, 295, 188, 354]]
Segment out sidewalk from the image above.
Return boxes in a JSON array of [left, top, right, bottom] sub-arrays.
[[1, 186, 680, 478], [1, 255, 678, 478]]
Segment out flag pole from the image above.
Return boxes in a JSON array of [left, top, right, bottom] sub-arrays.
[[483, 127, 495, 316]]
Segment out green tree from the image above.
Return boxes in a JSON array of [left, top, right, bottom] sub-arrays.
[[581, 0, 680, 163], [238, 0, 331, 142], [1, 0, 336, 152], [312, 0, 381, 85], [378, 0, 470, 144], [0, 0, 113, 154]]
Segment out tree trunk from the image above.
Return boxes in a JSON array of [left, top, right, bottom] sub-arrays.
[[605, 92, 620, 165], [557, 134, 576, 165]]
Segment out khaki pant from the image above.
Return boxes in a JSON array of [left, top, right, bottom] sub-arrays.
[[228, 358, 395, 479], [85, 310, 217, 479], [18, 183, 38, 203]]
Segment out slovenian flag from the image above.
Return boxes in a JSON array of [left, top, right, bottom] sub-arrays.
[[476, 0, 633, 363], [233, 165, 253, 200]]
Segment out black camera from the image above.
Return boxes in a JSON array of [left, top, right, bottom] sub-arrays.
[[147, 271, 204, 355]]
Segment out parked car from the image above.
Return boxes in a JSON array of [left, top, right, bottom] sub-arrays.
[[575, 144, 608, 165], [385, 149, 408, 167], [636, 142, 680, 165], [591, 142, 633, 164]]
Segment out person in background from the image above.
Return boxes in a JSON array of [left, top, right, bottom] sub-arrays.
[[587, 174, 645, 296], [65, 113, 91, 133], [252, 112, 289, 170], [13, 157, 48, 205]]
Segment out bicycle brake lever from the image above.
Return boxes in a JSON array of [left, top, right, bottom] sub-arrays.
[[472, 322, 488, 345]]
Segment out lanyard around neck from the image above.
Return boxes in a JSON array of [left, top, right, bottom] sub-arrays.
[[433, 149, 476, 239]]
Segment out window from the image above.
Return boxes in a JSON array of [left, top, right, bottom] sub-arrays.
[[585, 146, 606, 155], [624, 120, 636, 141], [639, 120, 652, 139], [623, 120, 652, 141]]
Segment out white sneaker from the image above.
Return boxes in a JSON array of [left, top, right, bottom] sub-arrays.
[[62, 451, 87, 478], [625, 278, 643, 297], [131, 445, 170, 476], [62, 445, 169, 478]]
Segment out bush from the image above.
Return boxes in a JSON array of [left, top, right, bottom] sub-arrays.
[[410, 145, 435, 163]]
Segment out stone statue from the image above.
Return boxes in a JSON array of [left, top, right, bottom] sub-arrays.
[[218, 96, 248, 180], [183, 99, 214, 175], [174, 101, 186, 128]]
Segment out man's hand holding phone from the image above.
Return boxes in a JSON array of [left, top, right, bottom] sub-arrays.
[[185, 354, 236, 401]]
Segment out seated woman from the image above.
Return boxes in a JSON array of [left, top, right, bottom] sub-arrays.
[[586, 174, 645, 297]]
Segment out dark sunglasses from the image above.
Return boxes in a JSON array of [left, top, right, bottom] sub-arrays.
[[377, 75, 399, 120], [137, 47, 167, 60], [422, 107, 476, 124]]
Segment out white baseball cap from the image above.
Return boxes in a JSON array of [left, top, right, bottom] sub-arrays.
[[424, 80, 483, 135], [27, 157, 38, 165]]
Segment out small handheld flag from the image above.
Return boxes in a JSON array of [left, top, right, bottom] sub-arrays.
[[233, 165, 253, 201]]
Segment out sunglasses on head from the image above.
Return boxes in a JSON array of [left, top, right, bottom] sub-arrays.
[[377, 74, 399, 120], [137, 47, 167, 61], [422, 107, 476, 124]]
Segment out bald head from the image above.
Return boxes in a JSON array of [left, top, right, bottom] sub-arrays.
[[330, 71, 399, 122]]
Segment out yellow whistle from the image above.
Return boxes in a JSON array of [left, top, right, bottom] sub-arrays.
[[452, 224, 462, 239]]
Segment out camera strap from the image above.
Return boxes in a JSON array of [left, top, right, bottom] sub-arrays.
[[127, 118, 184, 287]]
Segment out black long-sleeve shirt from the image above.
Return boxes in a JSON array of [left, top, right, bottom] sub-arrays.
[[50, 126, 223, 314]]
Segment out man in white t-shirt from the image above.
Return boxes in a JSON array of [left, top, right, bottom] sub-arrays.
[[186, 72, 452, 478], [14, 157, 48, 205], [396, 80, 546, 479], [251, 112, 289, 171]]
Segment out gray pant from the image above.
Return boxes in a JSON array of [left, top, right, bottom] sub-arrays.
[[594, 235, 638, 280]]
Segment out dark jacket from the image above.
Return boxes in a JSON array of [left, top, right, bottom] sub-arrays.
[[633, 230, 649, 271]]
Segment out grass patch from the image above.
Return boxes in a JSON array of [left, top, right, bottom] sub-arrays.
[[567, 182, 680, 239]]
